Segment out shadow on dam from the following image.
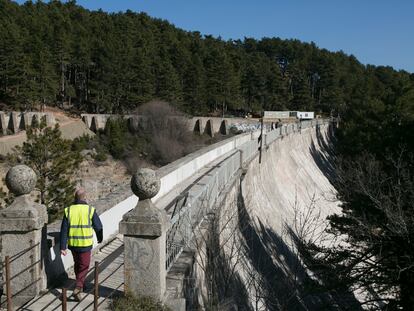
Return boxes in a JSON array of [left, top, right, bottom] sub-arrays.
[[309, 124, 337, 185], [235, 178, 362, 311]]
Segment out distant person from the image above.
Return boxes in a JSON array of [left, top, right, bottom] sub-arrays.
[[60, 188, 103, 301]]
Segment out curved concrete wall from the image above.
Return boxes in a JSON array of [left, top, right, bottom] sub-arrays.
[[158, 119, 335, 308], [201, 121, 340, 309]]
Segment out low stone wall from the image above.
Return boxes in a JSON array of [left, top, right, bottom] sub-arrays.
[[154, 132, 253, 201]]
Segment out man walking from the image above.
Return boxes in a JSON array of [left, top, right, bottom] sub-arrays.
[[60, 189, 103, 301]]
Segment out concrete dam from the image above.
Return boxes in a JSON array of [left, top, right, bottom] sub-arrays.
[[1, 119, 342, 310]]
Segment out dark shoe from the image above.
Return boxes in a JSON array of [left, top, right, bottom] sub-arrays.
[[72, 287, 82, 302]]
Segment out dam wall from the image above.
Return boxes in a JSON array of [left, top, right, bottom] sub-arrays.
[[191, 121, 342, 309]]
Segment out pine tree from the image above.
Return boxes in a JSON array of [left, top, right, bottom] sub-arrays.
[[15, 117, 81, 222], [183, 53, 207, 114], [153, 46, 182, 103], [102, 117, 128, 159]]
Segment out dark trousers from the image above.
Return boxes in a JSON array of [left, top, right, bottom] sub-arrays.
[[72, 251, 91, 289]]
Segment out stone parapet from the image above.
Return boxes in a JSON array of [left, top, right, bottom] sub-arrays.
[[119, 168, 168, 301], [0, 165, 48, 309]]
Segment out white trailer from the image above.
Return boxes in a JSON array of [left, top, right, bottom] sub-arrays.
[[297, 111, 314, 120]]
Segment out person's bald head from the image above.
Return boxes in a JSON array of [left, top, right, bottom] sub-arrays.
[[75, 188, 87, 201]]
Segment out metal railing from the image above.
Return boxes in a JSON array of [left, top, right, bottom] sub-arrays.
[[0, 242, 41, 311], [2, 256, 13, 311], [60, 258, 124, 310], [165, 150, 243, 272], [166, 193, 191, 271], [3, 242, 125, 310]]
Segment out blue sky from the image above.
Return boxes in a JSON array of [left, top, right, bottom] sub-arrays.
[[16, 0, 414, 72]]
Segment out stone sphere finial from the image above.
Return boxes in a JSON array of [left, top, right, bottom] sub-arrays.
[[131, 168, 160, 200], [6, 164, 37, 196]]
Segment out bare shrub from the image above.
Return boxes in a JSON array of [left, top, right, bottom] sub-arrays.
[[135, 100, 194, 166], [152, 134, 186, 164]]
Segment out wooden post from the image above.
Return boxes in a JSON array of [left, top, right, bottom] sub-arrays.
[[94, 261, 99, 311], [5, 256, 12, 311], [62, 288, 67, 311]]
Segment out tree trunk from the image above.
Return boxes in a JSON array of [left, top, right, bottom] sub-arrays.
[[60, 60, 65, 107]]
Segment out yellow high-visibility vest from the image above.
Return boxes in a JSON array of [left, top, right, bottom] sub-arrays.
[[65, 204, 95, 248]]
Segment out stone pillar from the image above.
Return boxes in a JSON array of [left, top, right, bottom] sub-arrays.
[[8, 112, 19, 134], [45, 113, 56, 127], [219, 119, 228, 135], [90, 116, 100, 132], [0, 112, 7, 135], [193, 119, 204, 135], [20, 113, 31, 130], [81, 115, 91, 129], [127, 116, 140, 132], [119, 168, 167, 301], [204, 119, 214, 137], [0, 165, 48, 308]]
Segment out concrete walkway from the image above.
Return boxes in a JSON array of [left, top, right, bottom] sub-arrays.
[[19, 236, 124, 311]]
